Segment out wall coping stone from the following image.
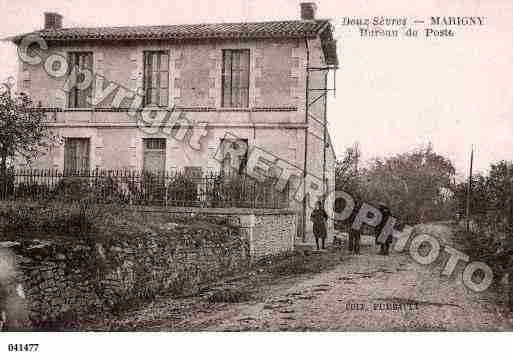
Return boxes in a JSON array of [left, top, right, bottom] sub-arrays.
[[131, 205, 297, 216]]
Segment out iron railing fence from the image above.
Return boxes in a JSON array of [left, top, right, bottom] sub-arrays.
[[0, 169, 290, 209]]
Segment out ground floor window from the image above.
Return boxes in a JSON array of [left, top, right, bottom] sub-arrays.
[[143, 138, 166, 174], [64, 138, 90, 174], [220, 138, 248, 175]]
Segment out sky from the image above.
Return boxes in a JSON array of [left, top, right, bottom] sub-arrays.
[[0, 0, 512, 179]]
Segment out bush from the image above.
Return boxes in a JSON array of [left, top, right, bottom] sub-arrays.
[[208, 175, 281, 208], [219, 177, 246, 207], [51, 178, 91, 202], [15, 182, 52, 200], [0, 172, 15, 199], [49, 175, 128, 206], [166, 174, 198, 206], [453, 229, 511, 282], [0, 202, 98, 241]]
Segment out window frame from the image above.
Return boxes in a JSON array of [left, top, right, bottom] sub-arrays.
[[220, 138, 248, 175], [67, 51, 94, 109], [221, 49, 250, 108], [63, 137, 90, 174], [142, 138, 167, 174], [142, 50, 170, 108]]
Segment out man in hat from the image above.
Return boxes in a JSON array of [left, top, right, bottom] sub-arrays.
[[311, 200, 328, 250], [347, 201, 361, 255], [376, 203, 392, 255]]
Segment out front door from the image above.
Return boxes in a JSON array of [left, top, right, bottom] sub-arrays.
[[64, 138, 90, 174], [143, 138, 166, 174]]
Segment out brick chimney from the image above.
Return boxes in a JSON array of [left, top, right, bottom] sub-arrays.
[[44, 12, 63, 30], [300, 2, 317, 20]]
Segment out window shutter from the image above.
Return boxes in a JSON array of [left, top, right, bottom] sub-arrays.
[[67, 52, 93, 108], [130, 51, 142, 93], [143, 51, 169, 107], [222, 51, 232, 107], [221, 49, 249, 108], [240, 50, 250, 107]]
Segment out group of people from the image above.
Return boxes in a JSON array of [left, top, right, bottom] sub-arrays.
[[310, 200, 393, 255]]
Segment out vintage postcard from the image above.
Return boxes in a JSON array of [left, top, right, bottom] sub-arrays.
[[0, 0, 512, 351]]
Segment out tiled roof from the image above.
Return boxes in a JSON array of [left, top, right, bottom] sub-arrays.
[[11, 19, 330, 43]]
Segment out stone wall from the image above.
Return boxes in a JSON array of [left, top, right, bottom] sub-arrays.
[[7, 221, 249, 328], [2, 207, 297, 329], [139, 207, 297, 260], [250, 212, 297, 258], [19, 38, 306, 110]]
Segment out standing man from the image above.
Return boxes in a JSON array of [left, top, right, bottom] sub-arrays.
[[347, 201, 361, 255], [311, 200, 328, 250], [376, 203, 392, 255]]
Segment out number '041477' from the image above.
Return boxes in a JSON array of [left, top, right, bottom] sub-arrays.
[[7, 344, 39, 352]]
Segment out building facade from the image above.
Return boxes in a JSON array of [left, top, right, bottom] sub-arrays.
[[9, 2, 338, 243]]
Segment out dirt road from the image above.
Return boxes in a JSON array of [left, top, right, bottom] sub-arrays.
[[89, 223, 513, 331], [171, 224, 513, 331]]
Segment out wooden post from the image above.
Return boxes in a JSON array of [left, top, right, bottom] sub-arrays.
[[465, 146, 474, 232]]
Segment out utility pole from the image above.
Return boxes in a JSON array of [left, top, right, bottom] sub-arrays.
[[354, 142, 360, 194], [507, 162, 513, 236], [465, 146, 474, 232], [354, 142, 360, 174]]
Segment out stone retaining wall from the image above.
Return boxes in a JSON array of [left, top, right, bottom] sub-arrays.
[[1, 207, 296, 329], [136, 207, 297, 260], [5, 222, 248, 328]]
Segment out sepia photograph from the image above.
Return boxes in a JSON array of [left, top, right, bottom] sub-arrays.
[[0, 0, 512, 356]]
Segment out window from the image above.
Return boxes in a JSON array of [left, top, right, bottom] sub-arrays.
[[143, 138, 166, 173], [64, 138, 90, 174], [220, 139, 248, 175], [143, 51, 169, 107], [222, 49, 250, 108], [68, 52, 93, 108]]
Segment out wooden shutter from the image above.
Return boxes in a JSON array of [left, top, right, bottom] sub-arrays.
[[222, 50, 232, 107], [143, 51, 169, 107], [77, 53, 93, 108], [159, 53, 169, 107], [144, 52, 152, 106], [68, 53, 77, 108], [239, 50, 250, 108], [77, 139, 90, 172], [232, 51, 240, 107], [68, 52, 93, 108], [222, 50, 249, 108], [64, 139, 76, 174], [143, 139, 166, 173], [64, 138, 90, 174]]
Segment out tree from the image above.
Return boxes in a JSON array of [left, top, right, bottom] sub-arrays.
[[335, 142, 361, 195], [358, 145, 456, 223], [0, 81, 59, 194], [455, 160, 513, 235]]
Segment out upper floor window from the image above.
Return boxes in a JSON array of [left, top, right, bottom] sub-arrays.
[[222, 49, 250, 108], [143, 51, 169, 107], [68, 52, 93, 108]]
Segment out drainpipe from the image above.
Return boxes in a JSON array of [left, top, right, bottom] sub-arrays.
[[322, 71, 327, 196], [302, 37, 310, 241]]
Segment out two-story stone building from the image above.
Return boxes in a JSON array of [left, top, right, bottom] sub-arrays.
[[8, 2, 338, 243]]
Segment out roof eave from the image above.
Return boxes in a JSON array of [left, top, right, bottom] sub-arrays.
[[11, 33, 320, 45]]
